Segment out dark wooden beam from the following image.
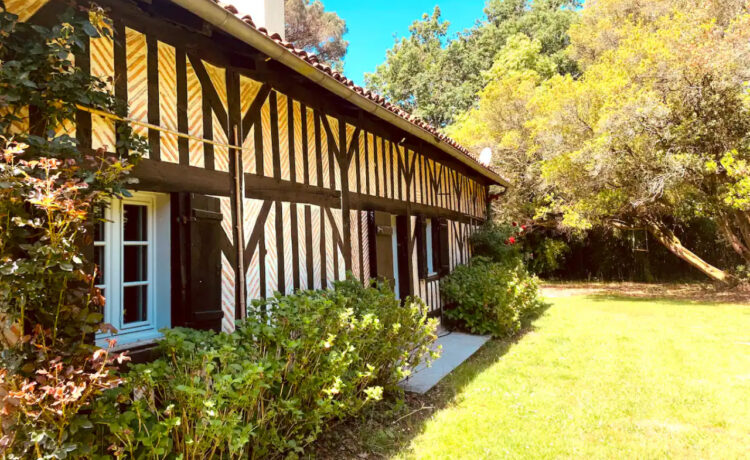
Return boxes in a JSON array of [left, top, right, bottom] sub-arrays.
[[187, 54, 229, 135], [244, 173, 341, 208], [346, 127, 361, 163], [324, 206, 345, 254], [86, 0, 496, 187], [243, 200, 273, 272], [132, 158, 232, 196], [240, 83, 271, 141], [319, 114, 340, 158], [349, 193, 481, 224]]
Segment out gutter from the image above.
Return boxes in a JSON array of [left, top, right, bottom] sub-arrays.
[[168, 0, 510, 187]]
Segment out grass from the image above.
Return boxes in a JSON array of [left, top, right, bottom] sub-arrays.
[[399, 294, 750, 459], [314, 289, 750, 459]]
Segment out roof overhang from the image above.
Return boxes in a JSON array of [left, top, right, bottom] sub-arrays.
[[167, 0, 510, 187]]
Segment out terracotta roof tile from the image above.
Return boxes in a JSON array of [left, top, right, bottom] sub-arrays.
[[209, 0, 496, 176]]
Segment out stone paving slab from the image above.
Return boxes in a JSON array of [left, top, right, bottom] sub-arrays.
[[399, 330, 490, 394]]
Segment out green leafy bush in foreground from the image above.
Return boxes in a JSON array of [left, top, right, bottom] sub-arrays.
[[441, 257, 547, 338], [94, 277, 438, 459]]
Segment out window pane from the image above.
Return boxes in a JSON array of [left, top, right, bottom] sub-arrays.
[[123, 205, 147, 241], [123, 245, 148, 282], [94, 246, 105, 285], [94, 221, 105, 242], [93, 207, 105, 242], [426, 220, 434, 273], [123, 285, 148, 324]]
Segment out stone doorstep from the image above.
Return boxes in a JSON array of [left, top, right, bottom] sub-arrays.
[[399, 329, 490, 394]]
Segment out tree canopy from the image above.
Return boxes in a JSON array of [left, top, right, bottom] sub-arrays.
[[285, 0, 348, 70], [365, 0, 580, 127], [448, 0, 750, 282]]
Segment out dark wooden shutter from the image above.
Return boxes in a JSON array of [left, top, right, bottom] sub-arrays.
[[395, 215, 410, 300], [437, 218, 450, 275], [431, 218, 440, 272], [366, 210, 377, 281], [415, 216, 427, 279], [373, 211, 395, 283], [171, 193, 224, 332]]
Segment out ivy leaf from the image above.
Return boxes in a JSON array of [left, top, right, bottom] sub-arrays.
[[82, 21, 99, 38], [86, 312, 103, 323], [30, 25, 48, 35], [72, 36, 85, 51]]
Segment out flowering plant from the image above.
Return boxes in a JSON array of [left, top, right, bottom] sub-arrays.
[[0, 6, 147, 458], [1, 329, 129, 457], [470, 221, 529, 262]]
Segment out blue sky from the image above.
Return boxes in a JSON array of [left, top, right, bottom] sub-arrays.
[[322, 1, 489, 87]]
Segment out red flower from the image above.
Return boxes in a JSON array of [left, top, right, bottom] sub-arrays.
[[512, 222, 517, 227], [521, 225, 527, 231], [507, 236, 516, 244]]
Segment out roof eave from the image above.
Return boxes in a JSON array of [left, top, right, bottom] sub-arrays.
[[167, 0, 510, 187]]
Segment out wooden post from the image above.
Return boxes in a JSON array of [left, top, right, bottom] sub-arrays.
[[233, 126, 246, 319]]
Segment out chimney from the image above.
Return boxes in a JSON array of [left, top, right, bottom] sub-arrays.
[[232, 0, 286, 40]]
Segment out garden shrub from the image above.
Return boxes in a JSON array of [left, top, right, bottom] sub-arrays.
[[94, 277, 438, 459], [441, 257, 547, 338], [469, 221, 525, 264], [732, 264, 750, 285], [470, 221, 573, 277], [526, 236, 570, 275]]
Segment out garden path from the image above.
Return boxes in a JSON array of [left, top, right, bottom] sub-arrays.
[[399, 326, 489, 394]]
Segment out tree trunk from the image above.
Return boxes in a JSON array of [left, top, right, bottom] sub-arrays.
[[734, 211, 750, 260], [642, 217, 736, 285], [718, 212, 750, 263]]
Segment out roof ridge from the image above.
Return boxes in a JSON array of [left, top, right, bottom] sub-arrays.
[[210, 0, 499, 175]]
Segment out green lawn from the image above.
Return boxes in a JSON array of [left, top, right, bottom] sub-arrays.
[[398, 294, 750, 459]]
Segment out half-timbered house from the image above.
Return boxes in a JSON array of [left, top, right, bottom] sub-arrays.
[[6, 0, 508, 351]]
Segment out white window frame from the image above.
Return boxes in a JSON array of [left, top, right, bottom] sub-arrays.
[[425, 218, 436, 276], [96, 191, 171, 347]]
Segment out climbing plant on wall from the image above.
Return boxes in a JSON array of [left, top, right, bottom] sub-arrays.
[[0, 5, 148, 457]]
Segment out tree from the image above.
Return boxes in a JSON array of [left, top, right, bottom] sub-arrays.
[[366, 1, 580, 127], [364, 8, 453, 127], [285, 0, 348, 70], [450, 0, 750, 283], [447, 34, 557, 224]]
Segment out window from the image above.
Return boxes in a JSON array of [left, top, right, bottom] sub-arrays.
[[391, 215, 400, 299], [417, 216, 449, 279], [436, 218, 449, 275], [425, 218, 436, 275], [95, 192, 171, 347]]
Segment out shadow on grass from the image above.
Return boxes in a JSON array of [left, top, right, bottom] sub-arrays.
[[581, 292, 750, 308], [311, 317, 546, 459], [543, 282, 750, 305], [583, 294, 725, 307]]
